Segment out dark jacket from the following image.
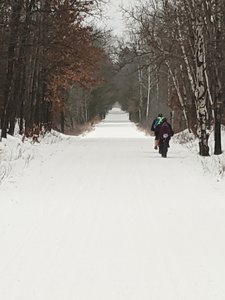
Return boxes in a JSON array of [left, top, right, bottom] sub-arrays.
[[158, 121, 174, 139]]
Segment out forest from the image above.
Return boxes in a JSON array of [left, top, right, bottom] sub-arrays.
[[0, 0, 225, 156]]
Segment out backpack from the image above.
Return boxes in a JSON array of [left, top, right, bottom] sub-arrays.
[[160, 122, 173, 139]]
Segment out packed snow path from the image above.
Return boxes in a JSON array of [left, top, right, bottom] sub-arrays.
[[0, 108, 225, 300]]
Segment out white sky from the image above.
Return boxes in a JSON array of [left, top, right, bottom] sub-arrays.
[[101, 0, 138, 37]]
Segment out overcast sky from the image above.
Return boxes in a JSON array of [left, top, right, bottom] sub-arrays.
[[101, 0, 138, 37]]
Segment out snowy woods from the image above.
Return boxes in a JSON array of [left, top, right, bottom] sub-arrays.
[[1, 3, 225, 298], [117, 0, 225, 156], [0, 0, 107, 138], [0, 0, 225, 157]]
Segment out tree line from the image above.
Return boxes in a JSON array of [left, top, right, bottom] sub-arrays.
[[116, 0, 225, 156], [0, 0, 109, 139], [1, 0, 224, 157]]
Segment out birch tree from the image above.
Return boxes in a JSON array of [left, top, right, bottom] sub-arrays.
[[125, 0, 225, 156], [129, 1, 190, 128], [203, 0, 223, 154], [194, 0, 209, 156]]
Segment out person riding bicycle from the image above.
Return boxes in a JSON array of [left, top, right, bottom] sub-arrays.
[[158, 118, 174, 156]]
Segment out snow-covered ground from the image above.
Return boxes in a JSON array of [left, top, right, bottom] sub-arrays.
[[0, 107, 225, 300]]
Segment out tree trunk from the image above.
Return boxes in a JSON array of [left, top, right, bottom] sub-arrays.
[[195, 9, 209, 156], [214, 105, 221, 155], [1, 0, 23, 138], [61, 111, 65, 133], [19, 99, 24, 135], [166, 61, 190, 130], [137, 66, 143, 122], [146, 64, 151, 118]]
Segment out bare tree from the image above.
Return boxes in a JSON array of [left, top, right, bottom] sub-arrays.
[[124, 0, 225, 156]]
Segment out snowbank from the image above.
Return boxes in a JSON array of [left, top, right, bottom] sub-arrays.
[[1, 123, 225, 184], [173, 126, 225, 181], [0, 131, 74, 184], [0, 136, 32, 183]]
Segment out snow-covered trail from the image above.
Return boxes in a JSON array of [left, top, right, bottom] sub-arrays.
[[0, 108, 225, 300]]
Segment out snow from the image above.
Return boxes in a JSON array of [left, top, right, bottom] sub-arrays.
[[0, 107, 225, 300], [84, 107, 147, 138]]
